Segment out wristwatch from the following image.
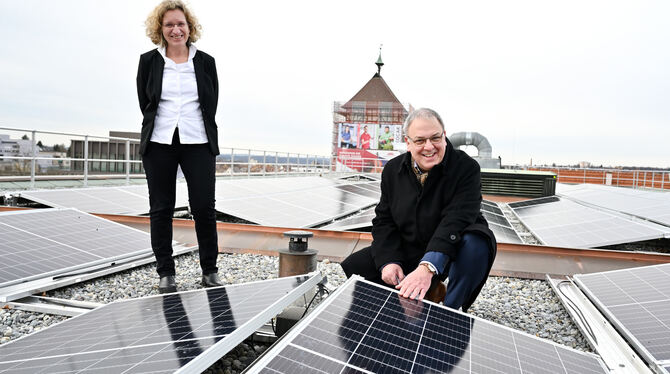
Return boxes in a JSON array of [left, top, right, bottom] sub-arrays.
[[419, 262, 437, 275]]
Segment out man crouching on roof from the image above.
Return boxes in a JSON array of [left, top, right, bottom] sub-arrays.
[[340, 108, 497, 311]]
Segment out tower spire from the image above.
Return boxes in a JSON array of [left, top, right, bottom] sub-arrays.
[[375, 44, 384, 76]]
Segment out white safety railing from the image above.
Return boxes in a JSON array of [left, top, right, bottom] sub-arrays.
[[216, 147, 332, 177], [0, 127, 332, 188]]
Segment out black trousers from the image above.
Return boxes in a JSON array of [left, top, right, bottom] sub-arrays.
[[142, 132, 218, 277]]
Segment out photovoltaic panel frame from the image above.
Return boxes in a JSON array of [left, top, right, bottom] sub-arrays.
[[574, 263, 670, 373], [246, 276, 608, 374], [0, 273, 321, 374]]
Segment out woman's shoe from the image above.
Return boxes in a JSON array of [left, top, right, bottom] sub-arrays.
[[158, 275, 177, 294], [201, 273, 223, 287]]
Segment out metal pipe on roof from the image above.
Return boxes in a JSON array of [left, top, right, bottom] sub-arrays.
[[449, 131, 493, 158]]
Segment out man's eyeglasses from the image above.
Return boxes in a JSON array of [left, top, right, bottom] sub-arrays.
[[406, 133, 444, 146]]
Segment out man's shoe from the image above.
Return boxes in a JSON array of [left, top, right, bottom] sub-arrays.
[[201, 273, 223, 288], [158, 275, 177, 294]]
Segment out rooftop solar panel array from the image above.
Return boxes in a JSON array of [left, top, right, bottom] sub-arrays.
[[322, 199, 523, 244], [557, 183, 670, 227], [574, 263, 670, 374], [247, 277, 608, 374], [0, 208, 152, 290], [509, 196, 668, 248], [0, 274, 320, 374], [16, 184, 189, 215], [215, 177, 379, 228]]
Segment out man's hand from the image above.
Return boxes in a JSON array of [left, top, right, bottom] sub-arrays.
[[381, 263, 405, 286], [396, 265, 433, 300]]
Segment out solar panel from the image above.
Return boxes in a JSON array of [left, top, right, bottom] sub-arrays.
[[16, 184, 190, 215], [508, 196, 560, 209], [488, 222, 524, 244], [509, 196, 668, 248], [481, 199, 505, 215], [480, 201, 523, 244], [215, 178, 378, 228], [247, 277, 608, 374], [334, 184, 382, 199], [320, 208, 377, 231], [321, 200, 524, 243], [574, 263, 670, 373], [0, 208, 152, 290], [481, 210, 511, 227], [0, 273, 321, 374], [557, 183, 670, 227], [481, 203, 502, 215]]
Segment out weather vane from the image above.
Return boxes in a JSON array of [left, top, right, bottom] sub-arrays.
[[376, 44, 384, 75]]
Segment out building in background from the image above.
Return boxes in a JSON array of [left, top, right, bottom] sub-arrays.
[[0, 134, 35, 159], [69, 131, 142, 174], [0, 133, 40, 173], [332, 52, 411, 172], [331, 51, 502, 171]]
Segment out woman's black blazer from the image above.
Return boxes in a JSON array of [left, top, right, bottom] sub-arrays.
[[136, 49, 220, 156]]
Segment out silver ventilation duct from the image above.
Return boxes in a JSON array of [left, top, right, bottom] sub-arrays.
[[448, 132, 493, 159]]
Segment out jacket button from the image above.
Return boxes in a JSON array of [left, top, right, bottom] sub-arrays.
[[450, 234, 457, 240]]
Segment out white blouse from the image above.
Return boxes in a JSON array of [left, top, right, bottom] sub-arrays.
[[150, 45, 208, 145]]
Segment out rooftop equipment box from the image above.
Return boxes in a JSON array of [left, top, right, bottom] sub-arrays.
[[481, 169, 556, 198]]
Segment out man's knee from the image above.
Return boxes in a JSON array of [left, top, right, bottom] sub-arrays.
[[339, 253, 357, 278], [448, 233, 491, 284], [459, 233, 491, 263], [340, 247, 378, 280]]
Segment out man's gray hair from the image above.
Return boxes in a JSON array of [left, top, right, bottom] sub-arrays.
[[403, 108, 445, 136]]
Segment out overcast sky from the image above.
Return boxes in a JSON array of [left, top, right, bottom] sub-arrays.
[[1, 0, 668, 167]]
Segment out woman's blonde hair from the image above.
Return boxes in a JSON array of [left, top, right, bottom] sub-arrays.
[[145, 0, 202, 47]]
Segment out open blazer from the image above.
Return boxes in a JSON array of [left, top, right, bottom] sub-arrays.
[[136, 48, 220, 156]]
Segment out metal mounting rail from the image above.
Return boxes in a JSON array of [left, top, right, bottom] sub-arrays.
[[547, 275, 653, 374], [5, 296, 102, 317]]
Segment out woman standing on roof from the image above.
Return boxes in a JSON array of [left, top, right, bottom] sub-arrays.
[[137, 0, 222, 293]]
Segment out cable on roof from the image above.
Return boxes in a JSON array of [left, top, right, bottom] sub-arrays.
[[556, 280, 598, 346]]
